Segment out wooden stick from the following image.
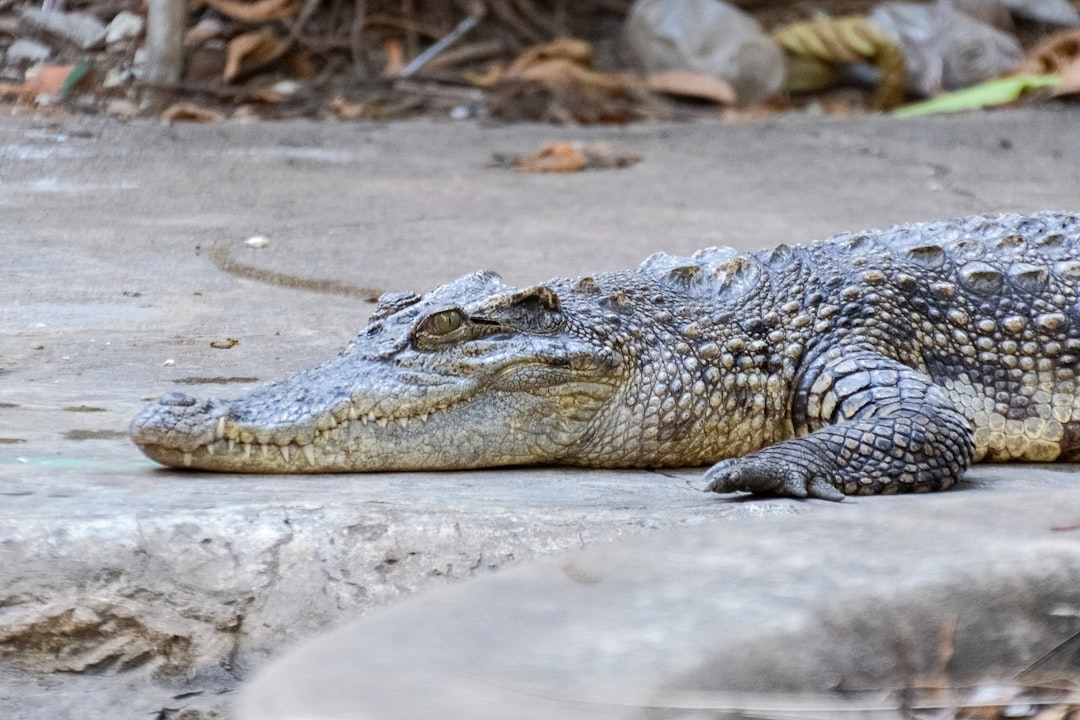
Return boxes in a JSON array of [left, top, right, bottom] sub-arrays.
[[399, 6, 485, 79]]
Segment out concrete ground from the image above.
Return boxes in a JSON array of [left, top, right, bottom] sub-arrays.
[[1, 107, 1079, 719]]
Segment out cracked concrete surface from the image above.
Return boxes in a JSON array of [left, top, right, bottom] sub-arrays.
[[239, 485, 1080, 720], [1, 108, 1079, 719]]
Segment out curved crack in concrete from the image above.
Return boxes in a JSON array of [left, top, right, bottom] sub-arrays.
[[210, 245, 383, 302]]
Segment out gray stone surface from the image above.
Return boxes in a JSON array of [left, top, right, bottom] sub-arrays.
[[19, 7, 107, 51], [1, 109, 1078, 719], [236, 482, 1080, 720]]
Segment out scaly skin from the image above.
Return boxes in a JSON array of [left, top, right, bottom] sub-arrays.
[[131, 212, 1080, 500]]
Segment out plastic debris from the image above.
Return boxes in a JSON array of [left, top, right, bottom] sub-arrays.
[[871, 1, 1023, 96], [20, 63, 86, 100], [773, 16, 907, 109], [998, 0, 1080, 24], [619, 0, 784, 105]]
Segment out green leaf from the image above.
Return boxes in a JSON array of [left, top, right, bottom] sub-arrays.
[[891, 74, 1062, 118]]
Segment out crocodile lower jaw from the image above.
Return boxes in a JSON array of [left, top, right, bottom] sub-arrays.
[[136, 408, 452, 472]]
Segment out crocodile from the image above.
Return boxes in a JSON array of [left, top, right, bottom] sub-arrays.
[[131, 211, 1080, 500]]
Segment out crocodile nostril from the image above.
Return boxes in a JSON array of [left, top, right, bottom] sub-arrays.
[[158, 392, 197, 407]]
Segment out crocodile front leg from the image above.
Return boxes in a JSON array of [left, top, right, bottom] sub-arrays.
[[704, 351, 975, 500]]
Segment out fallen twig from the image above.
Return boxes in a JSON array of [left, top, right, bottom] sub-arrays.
[[399, 4, 485, 79]]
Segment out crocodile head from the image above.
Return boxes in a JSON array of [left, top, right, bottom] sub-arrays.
[[130, 270, 629, 472]]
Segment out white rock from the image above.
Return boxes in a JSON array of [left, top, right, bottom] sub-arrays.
[[102, 67, 130, 88], [271, 80, 300, 96], [105, 99, 140, 117], [19, 7, 107, 50], [105, 11, 145, 45], [6, 38, 53, 63]]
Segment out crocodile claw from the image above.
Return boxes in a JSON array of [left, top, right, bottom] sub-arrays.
[[703, 458, 846, 502]]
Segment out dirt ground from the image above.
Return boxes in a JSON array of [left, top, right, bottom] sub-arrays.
[[3, 0, 1080, 123]]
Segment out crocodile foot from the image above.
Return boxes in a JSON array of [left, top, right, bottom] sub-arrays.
[[703, 456, 847, 502]]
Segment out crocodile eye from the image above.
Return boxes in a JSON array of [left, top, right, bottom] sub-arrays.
[[422, 309, 464, 336]]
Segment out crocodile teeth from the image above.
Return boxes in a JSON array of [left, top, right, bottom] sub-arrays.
[[348, 406, 358, 421], [215, 416, 226, 440], [396, 417, 409, 429], [228, 439, 235, 453], [243, 443, 252, 459], [367, 411, 377, 424], [377, 417, 388, 428], [260, 443, 269, 459], [206, 444, 215, 456], [302, 444, 315, 466], [418, 413, 429, 423], [326, 416, 337, 429], [183, 452, 193, 467], [279, 444, 291, 462]]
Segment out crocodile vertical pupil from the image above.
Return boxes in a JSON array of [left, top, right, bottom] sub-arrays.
[[428, 310, 463, 335]]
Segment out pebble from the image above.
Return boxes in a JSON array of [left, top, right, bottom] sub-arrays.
[[6, 38, 52, 63], [105, 11, 144, 45], [105, 99, 140, 118]]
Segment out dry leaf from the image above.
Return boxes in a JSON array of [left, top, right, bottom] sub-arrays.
[[224, 31, 286, 82], [1054, 57, 1080, 96], [1018, 29, 1080, 74], [201, 0, 297, 23], [489, 40, 667, 124], [210, 338, 239, 349], [506, 38, 593, 76], [383, 39, 404, 77], [513, 141, 587, 173], [185, 17, 225, 45], [161, 102, 225, 123], [512, 141, 641, 173], [644, 70, 736, 105], [0, 82, 37, 100], [1012, 28, 1080, 98], [329, 96, 365, 120]]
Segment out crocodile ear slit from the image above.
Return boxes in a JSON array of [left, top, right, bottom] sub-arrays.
[[507, 285, 561, 312], [475, 285, 563, 334]]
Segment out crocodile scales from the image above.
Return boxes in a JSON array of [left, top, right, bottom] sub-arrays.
[[131, 212, 1080, 500]]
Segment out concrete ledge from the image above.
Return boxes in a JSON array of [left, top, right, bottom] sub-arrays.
[[237, 485, 1080, 720], [3, 110, 1079, 719]]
